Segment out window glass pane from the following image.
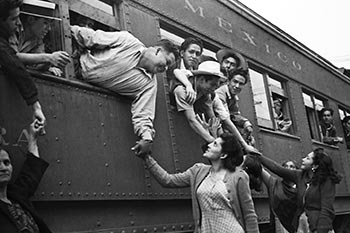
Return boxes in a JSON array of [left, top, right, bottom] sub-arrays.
[[250, 69, 273, 128], [339, 109, 346, 120], [302, 93, 313, 108], [80, 0, 113, 15], [314, 97, 324, 111], [268, 77, 282, 89]]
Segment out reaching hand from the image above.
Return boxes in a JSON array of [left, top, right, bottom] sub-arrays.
[[185, 85, 197, 105], [32, 101, 46, 135], [49, 51, 70, 68], [132, 139, 153, 158], [48, 67, 63, 77]]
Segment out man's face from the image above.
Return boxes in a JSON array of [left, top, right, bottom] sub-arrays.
[[221, 57, 237, 77], [181, 44, 202, 70], [344, 119, 350, 130], [5, 7, 21, 35], [30, 17, 52, 39], [0, 150, 12, 185], [198, 76, 219, 95], [146, 48, 176, 74], [228, 74, 246, 95], [322, 110, 333, 125]]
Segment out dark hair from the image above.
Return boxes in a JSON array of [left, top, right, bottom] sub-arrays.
[[342, 116, 350, 124], [222, 51, 248, 72], [0, 0, 22, 21], [180, 37, 203, 53], [242, 154, 263, 192], [320, 107, 334, 116], [156, 39, 180, 62], [228, 68, 250, 84], [311, 148, 342, 185], [220, 133, 244, 172]]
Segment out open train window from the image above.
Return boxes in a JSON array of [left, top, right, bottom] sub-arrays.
[[302, 92, 326, 141], [339, 107, 350, 150], [160, 28, 216, 58], [249, 69, 293, 134]]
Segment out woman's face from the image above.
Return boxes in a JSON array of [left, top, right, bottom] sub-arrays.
[[301, 152, 315, 170], [203, 137, 224, 161]]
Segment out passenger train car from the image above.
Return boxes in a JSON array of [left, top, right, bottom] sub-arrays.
[[1, 0, 350, 232]]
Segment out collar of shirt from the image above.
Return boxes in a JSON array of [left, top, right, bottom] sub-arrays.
[[135, 48, 154, 79]]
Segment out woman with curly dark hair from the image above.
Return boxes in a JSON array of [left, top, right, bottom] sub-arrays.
[[136, 133, 259, 233], [257, 148, 342, 233]]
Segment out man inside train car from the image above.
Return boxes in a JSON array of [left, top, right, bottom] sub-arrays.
[[0, 0, 46, 127], [70, 25, 179, 156], [9, 0, 70, 77], [167, 37, 203, 106], [342, 116, 350, 149], [173, 60, 257, 154], [215, 49, 255, 145], [0, 120, 52, 233], [319, 107, 343, 146]]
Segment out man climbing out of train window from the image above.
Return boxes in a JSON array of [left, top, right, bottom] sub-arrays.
[[215, 49, 255, 146], [0, 0, 46, 128], [70, 25, 179, 156], [0, 120, 52, 233], [319, 107, 343, 146], [172, 60, 257, 154], [167, 37, 203, 106], [8, 0, 71, 77]]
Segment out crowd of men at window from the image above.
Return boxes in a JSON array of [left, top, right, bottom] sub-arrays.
[[0, 0, 349, 232]]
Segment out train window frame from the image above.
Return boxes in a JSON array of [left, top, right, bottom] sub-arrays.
[[249, 68, 294, 134], [302, 91, 328, 142]]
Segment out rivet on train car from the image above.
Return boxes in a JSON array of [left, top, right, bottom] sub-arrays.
[[180, 225, 184, 230], [77, 192, 81, 196], [51, 92, 55, 97], [153, 227, 157, 232], [107, 182, 111, 186], [122, 230, 126, 233], [59, 192, 63, 196], [141, 193, 145, 196], [85, 192, 89, 196], [53, 115, 57, 119], [172, 226, 176, 230], [96, 220, 101, 226], [147, 184, 151, 187], [108, 192, 112, 196], [188, 224, 193, 229], [122, 193, 126, 196], [115, 192, 119, 196], [130, 221, 135, 226], [163, 226, 167, 231], [101, 123, 104, 127], [101, 193, 104, 196], [129, 193, 132, 196], [93, 192, 97, 196], [57, 159, 61, 163], [99, 103, 102, 107], [59, 181, 63, 185], [55, 137, 59, 141], [105, 163, 109, 167], [50, 192, 54, 196], [103, 142, 107, 147], [41, 192, 45, 196], [132, 230, 137, 233], [68, 192, 72, 196], [145, 175, 150, 178], [67, 181, 71, 185], [143, 228, 148, 232], [135, 192, 138, 196]]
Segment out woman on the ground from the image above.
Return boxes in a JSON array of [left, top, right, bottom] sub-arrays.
[[136, 133, 259, 233], [257, 149, 341, 233]]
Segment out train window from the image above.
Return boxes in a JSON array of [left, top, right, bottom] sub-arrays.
[[302, 92, 326, 141], [79, 0, 114, 15], [160, 28, 216, 58], [250, 69, 293, 133], [339, 107, 350, 120]]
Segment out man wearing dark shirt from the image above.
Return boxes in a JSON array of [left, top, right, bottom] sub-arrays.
[[0, 0, 46, 126]]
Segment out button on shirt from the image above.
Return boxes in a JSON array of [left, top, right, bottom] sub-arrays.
[[71, 26, 156, 140]]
